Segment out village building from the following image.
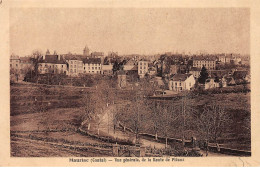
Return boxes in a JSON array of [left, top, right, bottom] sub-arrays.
[[205, 78, 220, 89], [193, 56, 216, 70], [10, 55, 34, 73], [138, 60, 149, 78], [148, 63, 157, 76], [102, 64, 113, 75], [82, 58, 102, 75], [83, 46, 90, 56], [233, 70, 250, 84], [169, 64, 179, 75], [189, 67, 201, 79], [10, 55, 34, 82], [218, 54, 231, 64], [38, 54, 67, 74], [222, 76, 236, 86], [168, 74, 195, 92], [65, 56, 84, 76], [10, 54, 20, 71]]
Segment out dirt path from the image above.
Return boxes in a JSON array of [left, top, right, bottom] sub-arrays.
[[92, 105, 173, 149]]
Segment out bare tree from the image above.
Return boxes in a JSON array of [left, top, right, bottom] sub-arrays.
[[149, 101, 161, 140], [196, 103, 230, 142]]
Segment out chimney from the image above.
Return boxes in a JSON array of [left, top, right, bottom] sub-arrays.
[[43, 55, 45, 60]]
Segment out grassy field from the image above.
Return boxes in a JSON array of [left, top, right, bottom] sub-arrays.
[[10, 105, 113, 157]]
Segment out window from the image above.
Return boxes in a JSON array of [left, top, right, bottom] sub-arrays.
[[140, 62, 142, 65], [16, 64, 18, 67], [140, 66, 142, 69], [95, 67, 97, 70], [70, 69, 72, 72], [10, 64, 12, 67], [99, 67, 100, 70], [74, 65, 76, 68], [92, 67, 94, 70], [74, 69, 76, 72], [179, 82, 181, 86], [62, 65, 63, 68], [88, 67, 90, 70]]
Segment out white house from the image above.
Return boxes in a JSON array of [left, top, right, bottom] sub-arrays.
[[168, 74, 195, 92], [205, 78, 220, 89], [138, 60, 149, 78]]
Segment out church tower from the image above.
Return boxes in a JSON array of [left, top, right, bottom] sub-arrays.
[[46, 49, 50, 55], [83, 46, 89, 56]]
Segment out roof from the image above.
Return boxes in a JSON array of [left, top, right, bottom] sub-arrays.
[[124, 65, 137, 71], [19, 57, 33, 62], [91, 52, 104, 56], [171, 74, 192, 81], [233, 71, 248, 80], [193, 55, 216, 61], [225, 77, 236, 84], [190, 67, 201, 71], [82, 58, 101, 64], [209, 70, 229, 78], [62, 54, 87, 60], [39, 55, 67, 64]]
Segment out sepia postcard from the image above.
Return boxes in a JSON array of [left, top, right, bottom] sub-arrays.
[[0, 0, 260, 167]]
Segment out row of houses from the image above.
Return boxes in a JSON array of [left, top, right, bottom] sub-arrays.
[[10, 49, 250, 92], [10, 52, 150, 78], [167, 69, 250, 92]]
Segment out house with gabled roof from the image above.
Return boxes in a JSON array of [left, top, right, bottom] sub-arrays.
[[205, 78, 220, 89], [168, 74, 195, 92], [38, 54, 67, 74]]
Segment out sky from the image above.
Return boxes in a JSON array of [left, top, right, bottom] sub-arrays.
[[10, 8, 250, 56]]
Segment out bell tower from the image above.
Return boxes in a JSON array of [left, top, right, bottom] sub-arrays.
[[83, 46, 89, 56]]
